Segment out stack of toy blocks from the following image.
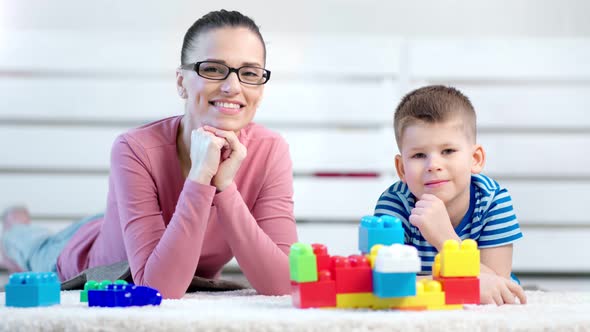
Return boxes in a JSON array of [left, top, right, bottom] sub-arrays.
[[433, 239, 481, 305], [289, 243, 336, 308], [5, 272, 61, 307], [289, 215, 481, 310], [81, 279, 162, 307]]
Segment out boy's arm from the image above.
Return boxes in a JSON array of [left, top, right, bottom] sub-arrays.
[[479, 244, 527, 305], [480, 244, 514, 278]]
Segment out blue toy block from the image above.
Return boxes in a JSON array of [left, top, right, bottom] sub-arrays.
[[5, 272, 61, 307], [88, 284, 162, 307], [372, 272, 416, 298], [124, 285, 163, 306], [358, 215, 404, 254]]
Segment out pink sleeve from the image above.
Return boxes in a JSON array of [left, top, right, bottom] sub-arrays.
[[111, 136, 216, 299], [213, 138, 298, 295]]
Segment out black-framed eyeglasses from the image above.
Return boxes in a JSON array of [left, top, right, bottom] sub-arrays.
[[180, 61, 271, 85]]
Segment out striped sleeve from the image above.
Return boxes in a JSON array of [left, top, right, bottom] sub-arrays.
[[477, 187, 523, 248]]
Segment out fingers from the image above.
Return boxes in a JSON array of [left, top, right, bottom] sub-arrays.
[[499, 282, 516, 305], [506, 279, 528, 304], [203, 125, 246, 159], [408, 214, 422, 227], [203, 126, 235, 147], [193, 128, 225, 148]]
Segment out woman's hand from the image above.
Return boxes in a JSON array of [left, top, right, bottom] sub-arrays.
[[203, 126, 247, 192], [479, 272, 527, 305], [187, 127, 228, 185]]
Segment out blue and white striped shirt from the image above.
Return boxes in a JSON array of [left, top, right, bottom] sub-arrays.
[[374, 174, 523, 273]]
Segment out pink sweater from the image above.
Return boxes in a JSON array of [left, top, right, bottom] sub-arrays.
[[56, 116, 298, 298]]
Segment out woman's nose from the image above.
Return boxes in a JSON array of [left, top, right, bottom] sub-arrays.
[[220, 72, 241, 94]]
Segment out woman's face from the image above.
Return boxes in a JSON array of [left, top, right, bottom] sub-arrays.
[[177, 27, 266, 132]]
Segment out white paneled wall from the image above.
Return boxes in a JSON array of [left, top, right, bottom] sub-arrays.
[[1, 29, 589, 273]]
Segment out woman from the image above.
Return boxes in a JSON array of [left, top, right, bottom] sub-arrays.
[[1, 10, 298, 299]]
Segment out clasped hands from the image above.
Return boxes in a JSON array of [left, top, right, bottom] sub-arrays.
[[187, 126, 247, 192]]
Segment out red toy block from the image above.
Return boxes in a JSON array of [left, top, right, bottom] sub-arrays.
[[436, 276, 480, 305], [330, 255, 373, 294], [312, 243, 331, 274], [291, 270, 336, 308]]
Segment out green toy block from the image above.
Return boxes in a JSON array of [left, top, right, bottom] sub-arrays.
[[80, 280, 99, 302], [98, 280, 113, 290], [289, 242, 318, 283], [80, 279, 128, 302]]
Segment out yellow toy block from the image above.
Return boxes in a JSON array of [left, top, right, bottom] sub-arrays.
[[440, 239, 480, 277], [367, 244, 384, 269], [336, 280, 462, 311], [406, 280, 462, 311], [337, 293, 375, 308], [381, 279, 445, 309], [433, 254, 441, 278]]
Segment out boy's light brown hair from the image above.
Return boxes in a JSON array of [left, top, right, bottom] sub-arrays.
[[394, 85, 477, 148]]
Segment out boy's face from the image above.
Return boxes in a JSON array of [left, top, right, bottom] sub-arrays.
[[395, 118, 485, 208]]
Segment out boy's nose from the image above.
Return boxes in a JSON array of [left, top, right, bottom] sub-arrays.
[[426, 156, 442, 172]]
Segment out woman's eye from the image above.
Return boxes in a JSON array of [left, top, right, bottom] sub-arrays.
[[241, 70, 260, 77], [203, 66, 221, 73]]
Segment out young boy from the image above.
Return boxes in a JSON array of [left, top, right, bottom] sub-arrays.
[[374, 85, 527, 305]]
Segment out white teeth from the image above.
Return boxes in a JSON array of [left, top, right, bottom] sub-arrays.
[[214, 102, 241, 109]]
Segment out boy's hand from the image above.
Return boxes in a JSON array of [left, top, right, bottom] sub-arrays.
[[409, 194, 459, 250], [480, 272, 527, 305]]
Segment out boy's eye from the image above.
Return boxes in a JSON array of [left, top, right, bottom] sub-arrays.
[[411, 153, 426, 159], [442, 149, 456, 155]]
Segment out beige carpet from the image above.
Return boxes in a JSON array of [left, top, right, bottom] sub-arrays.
[[0, 290, 589, 331]]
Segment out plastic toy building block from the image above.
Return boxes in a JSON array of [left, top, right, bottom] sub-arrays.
[[433, 254, 441, 278], [386, 279, 461, 311], [337, 280, 462, 310], [291, 270, 336, 308], [5, 272, 61, 307], [358, 215, 404, 254], [367, 244, 384, 268], [439, 239, 480, 277], [435, 276, 480, 305], [80, 280, 98, 302], [88, 284, 162, 307], [289, 243, 318, 283], [81, 279, 127, 302], [373, 272, 416, 298], [372, 244, 420, 298], [373, 244, 421, 273], [312, 243, 331, 274], [336, 292, 375, 308], [330, 255, 372, 293]]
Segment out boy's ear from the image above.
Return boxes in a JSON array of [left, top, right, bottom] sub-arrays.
[[395, 154, 406, 182], [471, 144, 486, 174]]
